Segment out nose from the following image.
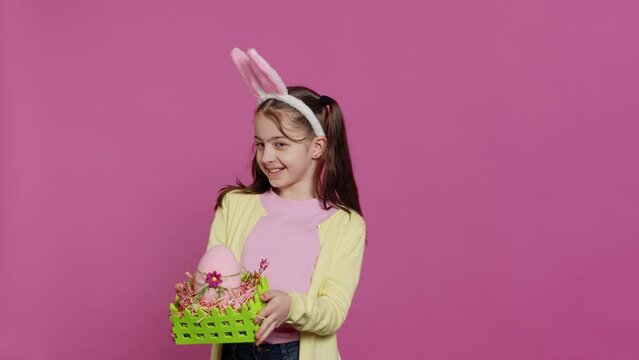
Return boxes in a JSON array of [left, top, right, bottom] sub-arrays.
[[259, 144, 277, 163]]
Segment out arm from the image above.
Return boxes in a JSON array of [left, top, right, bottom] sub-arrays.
[[206, 192, 230, 250], [207, 193, 230, 359], [284, 219, 366, 336]]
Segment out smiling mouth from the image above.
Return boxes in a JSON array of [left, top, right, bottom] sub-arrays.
[[266, 167, 286, 175]]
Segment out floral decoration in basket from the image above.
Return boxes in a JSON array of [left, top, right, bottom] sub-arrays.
[[169, 245, 270, 344]]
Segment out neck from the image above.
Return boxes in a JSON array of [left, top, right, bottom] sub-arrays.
[[272, 187, 316, 200]]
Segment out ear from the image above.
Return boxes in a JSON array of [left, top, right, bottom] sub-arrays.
[[231, 48, 264, 97], [246, 48, 288, 96], [312, 136, 328, 158]]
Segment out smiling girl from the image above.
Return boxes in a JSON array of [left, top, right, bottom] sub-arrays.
[[207, 48, 366, 360]]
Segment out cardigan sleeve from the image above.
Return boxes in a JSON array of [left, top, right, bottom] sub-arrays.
[[284, 216, 366, 336], [206, 192, 230, 251], [207, 193, 232, 360]]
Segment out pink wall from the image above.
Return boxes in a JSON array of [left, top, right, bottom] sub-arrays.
[[2, 0, 638, 359]]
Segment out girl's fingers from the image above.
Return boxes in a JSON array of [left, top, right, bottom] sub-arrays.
[[255, 305, 274, 324], [256, 320, 278, 346], [254, 314, 263, 325], [260, 290, 273, 301], [255, 315, 271, 339]]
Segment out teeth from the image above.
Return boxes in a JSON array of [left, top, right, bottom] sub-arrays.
[[268, 168, 284, 173]]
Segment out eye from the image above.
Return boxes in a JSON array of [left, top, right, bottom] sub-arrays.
[[254, 142, 264, 148], [275, 142, 287, 148]]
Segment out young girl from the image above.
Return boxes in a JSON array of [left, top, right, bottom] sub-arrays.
[[206, 48, 366, 360]]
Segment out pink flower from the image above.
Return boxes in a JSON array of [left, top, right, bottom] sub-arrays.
[[206, 271, 223, 288]]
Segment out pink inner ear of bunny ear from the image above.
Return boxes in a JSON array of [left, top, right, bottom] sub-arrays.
[[231, 48, 264, 97], [246, 48, 288, 96]]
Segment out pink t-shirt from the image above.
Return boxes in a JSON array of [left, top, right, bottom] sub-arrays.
[[240, 188, 338, 344]]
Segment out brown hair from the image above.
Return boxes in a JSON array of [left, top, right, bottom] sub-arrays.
[[214, 86, 363, 219]]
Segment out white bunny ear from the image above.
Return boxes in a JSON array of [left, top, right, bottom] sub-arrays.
[[246, 48, 288, 96], [230, 48, 264, 97], [229, 47, 326, 137]]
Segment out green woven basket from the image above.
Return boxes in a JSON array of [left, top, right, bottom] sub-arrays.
[[170, 276, 269, 344]]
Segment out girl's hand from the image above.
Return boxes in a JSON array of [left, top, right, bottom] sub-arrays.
[[254, 290, 292, 346]]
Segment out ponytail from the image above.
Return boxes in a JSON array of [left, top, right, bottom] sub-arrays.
[[312, 94, 362, 218]]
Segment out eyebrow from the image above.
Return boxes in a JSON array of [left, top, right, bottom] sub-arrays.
[[254, 136, 287, 141]]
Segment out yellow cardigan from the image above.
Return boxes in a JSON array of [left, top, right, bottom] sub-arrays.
[[206, 189, 366, 360]]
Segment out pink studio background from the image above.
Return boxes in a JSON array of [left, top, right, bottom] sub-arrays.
[[2, 0, 638, 359]]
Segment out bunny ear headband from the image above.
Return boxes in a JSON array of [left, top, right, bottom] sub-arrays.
[[230, 47, 327, 137]]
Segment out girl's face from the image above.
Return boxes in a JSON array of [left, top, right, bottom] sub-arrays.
[[253, 112, 323, 199]]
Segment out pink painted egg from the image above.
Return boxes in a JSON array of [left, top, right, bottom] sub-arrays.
[[194, 245, 242, 303]]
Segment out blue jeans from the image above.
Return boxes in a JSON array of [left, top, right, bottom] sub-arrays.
[[221, 341, 300, 360]]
